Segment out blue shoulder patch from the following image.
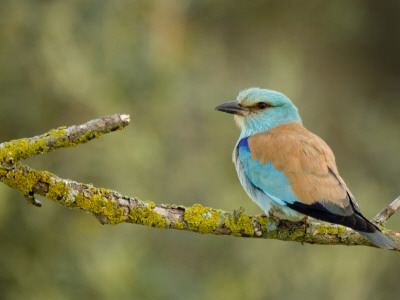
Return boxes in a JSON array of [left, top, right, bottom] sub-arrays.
[[238, 137, 250, 152]]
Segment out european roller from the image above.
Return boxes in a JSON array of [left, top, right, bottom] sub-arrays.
[[216, 87, 398, 249]]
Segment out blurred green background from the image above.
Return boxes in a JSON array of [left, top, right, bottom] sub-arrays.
[[1, 1, 400, 299]]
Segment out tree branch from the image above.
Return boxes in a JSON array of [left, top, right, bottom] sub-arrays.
[[0, 114, 399, 250], [373, 196, 400, 226]]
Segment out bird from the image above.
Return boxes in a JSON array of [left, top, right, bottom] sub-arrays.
[[215, 87, 398, 249]]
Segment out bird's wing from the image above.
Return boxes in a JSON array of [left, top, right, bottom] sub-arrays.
[[238, 122, 376, 231]]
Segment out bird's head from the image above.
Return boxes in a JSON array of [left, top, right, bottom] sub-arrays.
[[215, 88, 302, 138]]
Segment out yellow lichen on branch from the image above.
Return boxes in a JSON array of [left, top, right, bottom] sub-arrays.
[[184, 204, 222, 234]]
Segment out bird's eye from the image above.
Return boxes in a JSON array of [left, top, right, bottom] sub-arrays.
[[257, 102, 268, 109]]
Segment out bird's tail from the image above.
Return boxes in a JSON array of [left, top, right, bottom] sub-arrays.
[[355, 228, 398, 249], [351, 210, 398, 249]]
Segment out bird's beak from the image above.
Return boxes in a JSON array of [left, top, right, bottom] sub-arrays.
[[215, 101, 247, 116]]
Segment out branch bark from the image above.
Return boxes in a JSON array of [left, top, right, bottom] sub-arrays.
[[373, 196, 400, 226], [1, 114, 399, 250]]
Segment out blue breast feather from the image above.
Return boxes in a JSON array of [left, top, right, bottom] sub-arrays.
[[237, 137, 299, 206]]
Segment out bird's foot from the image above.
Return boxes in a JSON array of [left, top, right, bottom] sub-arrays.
[[256, 212, 267, 218], [267, 208, 281, 223]]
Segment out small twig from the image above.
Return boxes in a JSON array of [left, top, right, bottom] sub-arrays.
[[24, 192, 42, 207], [372, 196, 400, 225]]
